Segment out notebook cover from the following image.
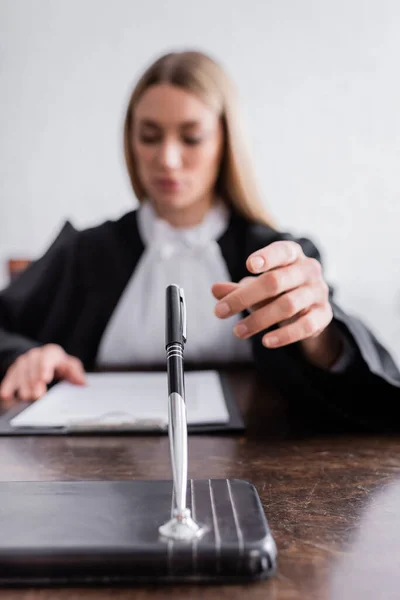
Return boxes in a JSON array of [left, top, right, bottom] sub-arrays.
[[0, 373, 244, 435], [0, 479, 276, 585]]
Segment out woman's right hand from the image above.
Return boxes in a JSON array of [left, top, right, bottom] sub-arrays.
[[0, 344, 86, 406]]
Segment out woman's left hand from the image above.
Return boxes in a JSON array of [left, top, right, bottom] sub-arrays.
[[212, 240, 342, 367]]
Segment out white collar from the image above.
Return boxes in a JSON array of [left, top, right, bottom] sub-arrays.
[[137, 199, 230, 249]]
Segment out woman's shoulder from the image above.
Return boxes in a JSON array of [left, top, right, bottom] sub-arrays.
[[77, 209, 139, 246], [36, 209, 142, 273], [75, 209, 144, 275], [44, 209, 138, 246]]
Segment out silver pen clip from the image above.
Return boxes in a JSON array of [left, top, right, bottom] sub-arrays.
[[179, 287, 187, 344]]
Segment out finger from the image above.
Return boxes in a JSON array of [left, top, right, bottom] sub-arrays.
[[22, 347, 56, 399], [0, 368, 17, 400], [2, 392, 17, 409], [1, 355, 44, 405], [237, 277, 274, 312], [0, 365, 19, 403], [26, 350, 48, 400], [18, 357, 37, 401], [233, 284, 326, 339], [262, 305, 333, 348], [236, 277, 264, 311], [211, 282, 239, 301], [238, 276, 257, 286], [27, 349, 47, 389], [1, 387, 19, 409], [30, 381, 47, 401], [215, 259, 322, 318], [20, 379, 47, 402], [212, 277, 257, 301], [56, 357, 86, 385], [39, 345, 67, 384], [8, 357, 35, 401], [246, 241, 302, 274], [19, 347, 57, 401], [213, 279, 262, 316]]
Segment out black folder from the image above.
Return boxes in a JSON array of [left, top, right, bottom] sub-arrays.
[[0, 479, 277, 585], [0, 372, 244, 435]]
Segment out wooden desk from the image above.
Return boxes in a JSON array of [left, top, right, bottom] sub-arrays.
[[0, 368, 400, 599]]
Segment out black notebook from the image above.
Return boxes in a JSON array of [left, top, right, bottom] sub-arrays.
[[0, 479, 277, 585]]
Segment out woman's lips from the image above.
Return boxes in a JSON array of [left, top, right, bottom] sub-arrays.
[[153, 177, 181, 192]]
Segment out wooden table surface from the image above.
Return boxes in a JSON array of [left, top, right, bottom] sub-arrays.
[[1, 368, 400, 599]]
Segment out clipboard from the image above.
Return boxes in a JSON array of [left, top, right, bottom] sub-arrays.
[[0, 478, 276, 585], [0, 372, 244, 436]]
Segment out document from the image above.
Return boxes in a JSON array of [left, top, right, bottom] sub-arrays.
[[10, 371, 230, 431]]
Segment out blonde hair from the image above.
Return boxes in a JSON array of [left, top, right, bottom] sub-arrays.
[[123, 50, 276, 227]]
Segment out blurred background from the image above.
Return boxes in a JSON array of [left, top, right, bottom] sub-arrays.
[[1, 0, 399, 362]]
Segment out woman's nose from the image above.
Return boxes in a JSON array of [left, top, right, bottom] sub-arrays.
[[157, 140, 182, 169]]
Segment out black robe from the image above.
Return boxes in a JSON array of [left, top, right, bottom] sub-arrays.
[[1, 209, 399, 431]]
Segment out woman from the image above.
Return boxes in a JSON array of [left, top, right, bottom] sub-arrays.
[[0, 50, 399, 429]]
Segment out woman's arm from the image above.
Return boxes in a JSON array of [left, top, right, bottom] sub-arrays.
[[214, 227, 400, 431], [0, 221, 79, 381]]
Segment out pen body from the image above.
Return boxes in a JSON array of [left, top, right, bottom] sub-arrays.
[[166, 345, 186, 513], [166, 346, 185, 397]]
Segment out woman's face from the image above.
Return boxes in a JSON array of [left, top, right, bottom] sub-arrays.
[[132, 83, 223, 215]]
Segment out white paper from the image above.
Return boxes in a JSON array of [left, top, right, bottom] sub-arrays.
[[10, 371, 230, 429]]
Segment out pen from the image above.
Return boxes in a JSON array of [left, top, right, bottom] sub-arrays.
[[166, 283, 187, 518], [159, 284, 204, 541]]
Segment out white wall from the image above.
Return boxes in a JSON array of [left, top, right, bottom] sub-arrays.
[[1, 0, 400, 363]]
